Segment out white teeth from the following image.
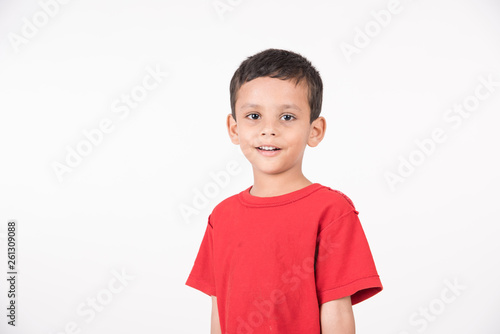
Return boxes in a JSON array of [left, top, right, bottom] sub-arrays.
[[259, 146, 279, 151]]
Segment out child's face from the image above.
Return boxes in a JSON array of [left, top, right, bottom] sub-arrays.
[[227, 76, 325, 178]]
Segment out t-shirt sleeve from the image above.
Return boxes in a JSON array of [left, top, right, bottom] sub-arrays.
[[315, 209, 382, 306], [185, 215, 216, 297]]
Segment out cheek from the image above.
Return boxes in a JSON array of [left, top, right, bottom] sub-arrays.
[[239, 133, 253, 145], [238, 127, 258, 143], [238, 134, 256, 152], [285, 131, 309, 146]]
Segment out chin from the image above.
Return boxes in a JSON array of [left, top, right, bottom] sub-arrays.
[[254, 165, 285, 175]]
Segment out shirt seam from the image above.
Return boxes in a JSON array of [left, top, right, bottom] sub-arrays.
[[186, 276, 216, 294], [317, 209, 358, 237], [325, 188, 356, 209], [317, 275, 380, 294], [237, 185, 325, 208]]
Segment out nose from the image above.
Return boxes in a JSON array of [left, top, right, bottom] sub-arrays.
[[260, 119, 276, 136], [261, 129, 275, 136]]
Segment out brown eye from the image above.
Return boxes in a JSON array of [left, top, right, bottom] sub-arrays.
[[281, 114, 295, 121], [246, 113, 260, 120]]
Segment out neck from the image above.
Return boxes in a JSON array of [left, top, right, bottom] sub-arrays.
[[250, 169, 312, 197]]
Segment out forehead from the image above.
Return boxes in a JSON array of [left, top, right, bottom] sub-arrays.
[[235, 77, 309, 111]]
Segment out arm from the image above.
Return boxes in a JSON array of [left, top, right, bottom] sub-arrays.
[[320, 296, 355, 334], [211, 295, 222, 334]]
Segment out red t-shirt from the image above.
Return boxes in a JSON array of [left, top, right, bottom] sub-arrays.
[[185, 183, 382, 333]]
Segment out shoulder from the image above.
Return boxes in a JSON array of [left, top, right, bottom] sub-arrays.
[[314, 185, 358, 212], [312, 185, 361, 234], [207, 189, 244, 226]]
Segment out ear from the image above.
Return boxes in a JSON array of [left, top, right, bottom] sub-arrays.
[[226, 113, 240, 145], [307, 116, 326, 147]]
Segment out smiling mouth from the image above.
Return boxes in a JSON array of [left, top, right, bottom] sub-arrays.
[[256, 146, 281, 151]]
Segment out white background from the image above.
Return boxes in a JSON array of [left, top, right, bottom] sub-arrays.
[[1, 0, 499, 333]]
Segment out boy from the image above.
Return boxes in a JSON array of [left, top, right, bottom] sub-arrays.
[[185, 48, 382, 334]]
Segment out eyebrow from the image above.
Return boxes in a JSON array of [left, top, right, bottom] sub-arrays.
[[240, 103, 260, 110], [240, 103, 302, 112]]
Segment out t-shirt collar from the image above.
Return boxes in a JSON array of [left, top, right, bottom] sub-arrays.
[[238, 182, 323, 207]]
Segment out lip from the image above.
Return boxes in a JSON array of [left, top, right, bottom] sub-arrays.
[[256, 144, 280, 149], [255, 145, 281, 157]]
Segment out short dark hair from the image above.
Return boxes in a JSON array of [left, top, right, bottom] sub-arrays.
[[229, 48, 323, 124]]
